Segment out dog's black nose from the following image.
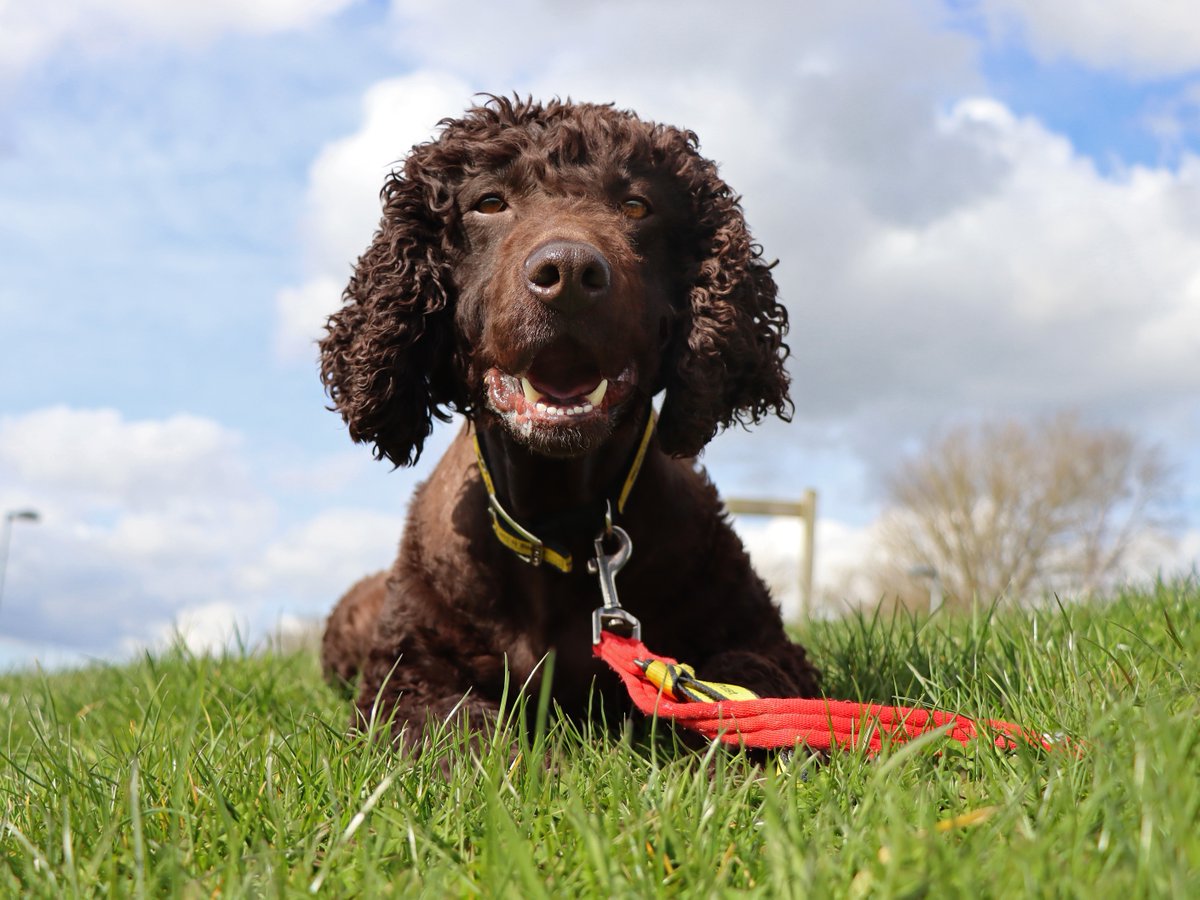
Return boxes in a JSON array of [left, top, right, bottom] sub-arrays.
[[524, 241, 611, 315]]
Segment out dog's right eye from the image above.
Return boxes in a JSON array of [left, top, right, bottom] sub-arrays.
[[621, 198, 651, 220], [474, 195, 508, 214]]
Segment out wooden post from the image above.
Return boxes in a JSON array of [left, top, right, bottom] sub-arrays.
[[725, 490, 817, 619]]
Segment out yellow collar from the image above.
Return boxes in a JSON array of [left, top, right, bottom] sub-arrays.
[[472, 411, 656, 573]]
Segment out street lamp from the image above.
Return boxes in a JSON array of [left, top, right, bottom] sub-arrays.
[[0, 508, 40, 613], [908, 564, 943, 615]]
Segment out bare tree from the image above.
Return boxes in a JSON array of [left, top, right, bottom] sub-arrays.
[[873, 413, 1175, 608]]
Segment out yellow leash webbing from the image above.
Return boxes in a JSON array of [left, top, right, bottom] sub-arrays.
[[635, 657, 761, 703], [617, 408, 655, 515]]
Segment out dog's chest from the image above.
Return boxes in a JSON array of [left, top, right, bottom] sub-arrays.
[[486, 574, 624, 715]]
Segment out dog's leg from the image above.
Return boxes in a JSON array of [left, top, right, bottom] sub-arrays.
[[351, 599, 509, 754], [320, 571, 389, 695]]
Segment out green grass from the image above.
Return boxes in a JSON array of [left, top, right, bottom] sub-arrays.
[[2, 580, 1198, 897]]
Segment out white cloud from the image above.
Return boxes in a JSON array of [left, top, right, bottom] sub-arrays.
[[269, 448, 382, 495], [0, 406, 401, 664], [0, 406, 250, 507], [740, 510, 1196, 620], [237, 507, 404, 612], [274, 70, 474, 359], [1142, 81, 1200, 159], [1124, 527, 1200, 583], [302, 72, 476, 272], [0, 635, 92, 672], [735, 517, 808, 621], [275, 276, 344, 363], [833, 100, 1200, 418], [735, 515, 887, 620], [0, 407, 269, 651], [137, 601, 246, 657], [980, 0, 1200, 78], [695, 87, 1200, 474], [0, 0, 356, 73]]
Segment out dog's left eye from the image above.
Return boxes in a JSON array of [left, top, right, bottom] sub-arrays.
[[474, 195, 508, 214], [621, 198, 651, 220]]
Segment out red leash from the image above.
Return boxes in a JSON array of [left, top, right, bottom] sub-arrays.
[[594, 631, 1056, 754], [582, 519, 1060, 755]]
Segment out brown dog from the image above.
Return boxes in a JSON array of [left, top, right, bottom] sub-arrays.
[[319, 97, 820, 750]]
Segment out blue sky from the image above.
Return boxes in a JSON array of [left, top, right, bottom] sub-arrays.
[[1, 0, 1197, 667], [979, 43, 1200, 170]]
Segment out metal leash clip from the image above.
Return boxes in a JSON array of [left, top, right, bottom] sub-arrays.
[[588, 521, 641, 644]]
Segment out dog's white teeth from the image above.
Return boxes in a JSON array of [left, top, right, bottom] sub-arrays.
[[531, 398, 592, 418], [585, 379, 608, 406], [520, 377, 543, 404]]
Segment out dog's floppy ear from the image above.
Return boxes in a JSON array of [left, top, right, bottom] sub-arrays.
[[319, 145, 460, 467], [657, 180, 792, 458]]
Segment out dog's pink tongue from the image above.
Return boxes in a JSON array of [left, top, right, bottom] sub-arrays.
[[527, 371, 602, 403], [527, 341, 603, 402]]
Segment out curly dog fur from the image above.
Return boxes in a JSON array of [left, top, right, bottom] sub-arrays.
[[319, 97, 820, 749]]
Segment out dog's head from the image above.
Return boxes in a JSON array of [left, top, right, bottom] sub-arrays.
[[320, 96, 791, 465]]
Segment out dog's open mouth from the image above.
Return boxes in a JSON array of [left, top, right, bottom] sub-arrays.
[[485, 340, 636, 430]]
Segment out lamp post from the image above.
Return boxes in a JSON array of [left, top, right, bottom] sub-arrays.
[[0, 509, 40, 614], [908, 564, 943, 615]]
